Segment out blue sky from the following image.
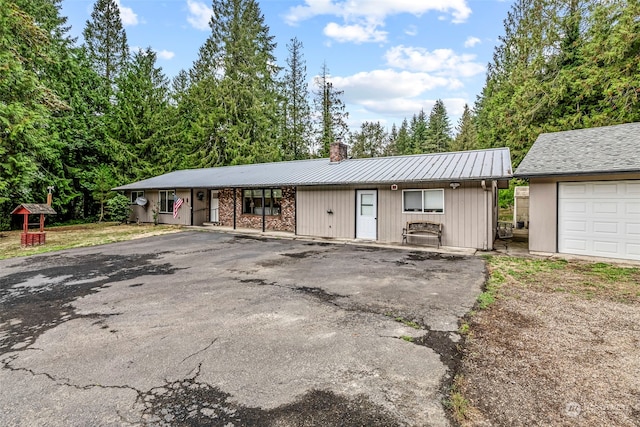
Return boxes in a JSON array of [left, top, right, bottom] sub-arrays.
[[60, 0, 514, 133]]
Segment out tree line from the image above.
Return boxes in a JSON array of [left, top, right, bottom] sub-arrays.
[[2, 0, 638, 228]]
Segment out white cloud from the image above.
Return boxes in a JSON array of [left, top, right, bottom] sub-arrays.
[[116, 0, 138, 26], [156, 49, 175, 60], [328, 69, 460, 103], [323, 22, 387, 43], [186, 0, 212, 31], [352, 97, 467, 118], [385, 45, 484, 78], [404, 25, 418, 36], [129, 46, 175, 61], [285, 0, 472, 26], [464, 36, 481, 48]]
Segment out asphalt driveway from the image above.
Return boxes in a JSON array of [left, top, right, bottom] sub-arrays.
[[0, 231, 485, 426]]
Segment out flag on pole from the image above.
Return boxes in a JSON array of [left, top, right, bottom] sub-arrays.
[[173, 197, 183, 218]]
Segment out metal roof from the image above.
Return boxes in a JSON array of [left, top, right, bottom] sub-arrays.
[[114, 148, 513, 191], [515, 122, 640, 177]]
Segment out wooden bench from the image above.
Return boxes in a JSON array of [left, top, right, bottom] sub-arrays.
[[402, 221, 442, 248]]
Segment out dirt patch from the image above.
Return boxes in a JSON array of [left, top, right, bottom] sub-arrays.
[[413, 329, 461, 374], [136, 365, 400, 426], [458, 257, 640, 426], [0, 253, 178, 355]]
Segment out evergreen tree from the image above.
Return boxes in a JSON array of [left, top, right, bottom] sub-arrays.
[[427, 99, 452, 153], [313, 62, 349, 157], [187, 0, 281, 167], [0, 0, 67, 228], [349, 121, 387, 159], [384, 123, 399, 156], [281, 37, 312, 160], [409, 110, 428, 154], [451, 104, 478, 152], [83, 0, 129, 97], [395, 118, 412, 155], [110, 48, 170, 181]]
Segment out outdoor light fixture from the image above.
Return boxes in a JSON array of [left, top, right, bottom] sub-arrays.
[[449, 182, 461, 189]]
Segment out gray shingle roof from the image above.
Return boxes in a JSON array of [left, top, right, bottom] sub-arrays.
[[11, 204, 57, 215], [114, 148, 512, 191], [515, 122, 640, 177]]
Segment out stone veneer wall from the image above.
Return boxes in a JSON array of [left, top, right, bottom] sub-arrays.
[[218, 187, 295, 232]]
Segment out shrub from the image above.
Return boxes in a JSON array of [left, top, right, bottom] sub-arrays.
[[106, 194, 132, 223]]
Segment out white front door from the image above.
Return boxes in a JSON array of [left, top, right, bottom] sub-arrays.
[[558, 181, 640, 260], [210, 191, 219, 222], [356, 190, 377, 240]]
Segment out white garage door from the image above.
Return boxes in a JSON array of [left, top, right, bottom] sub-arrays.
[[558, 181, 640, 260]]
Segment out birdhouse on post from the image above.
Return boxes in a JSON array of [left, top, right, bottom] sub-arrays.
[[11, 204, 57, 247]]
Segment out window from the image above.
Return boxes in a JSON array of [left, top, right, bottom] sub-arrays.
[[130, 191, 144, 204], [403, 189, 444, 214], [159, 190, 175, 213], [243, 189, 282, 215]]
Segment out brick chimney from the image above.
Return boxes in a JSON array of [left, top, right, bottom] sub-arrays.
[[329, 141, 348, 163]]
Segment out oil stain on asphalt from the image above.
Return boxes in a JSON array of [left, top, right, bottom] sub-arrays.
[[0, 253, 178, 355]]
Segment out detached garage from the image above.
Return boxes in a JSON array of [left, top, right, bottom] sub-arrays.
[[515, 123, 640, 261]]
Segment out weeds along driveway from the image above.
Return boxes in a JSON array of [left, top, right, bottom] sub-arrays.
[[0, 231, 485, 426]]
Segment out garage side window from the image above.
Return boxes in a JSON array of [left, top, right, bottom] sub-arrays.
[[403, 189, 444, 214], [159, 190, 175, 213], [130, 191, 144, 204]]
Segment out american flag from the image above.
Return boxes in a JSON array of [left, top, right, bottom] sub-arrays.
[[173, 197, 183, 218]]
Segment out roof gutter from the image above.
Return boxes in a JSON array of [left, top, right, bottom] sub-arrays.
[[514, 169, 640, 179]]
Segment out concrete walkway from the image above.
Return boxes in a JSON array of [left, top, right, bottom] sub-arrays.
[[187, 225, 479, 256]]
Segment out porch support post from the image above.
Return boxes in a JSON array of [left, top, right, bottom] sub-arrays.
[[23, 213, 28, 233], [261, 190, 266, 232], [39, 213, 44, 232]]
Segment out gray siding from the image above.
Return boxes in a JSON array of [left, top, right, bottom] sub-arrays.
[[528, 173, 640, 254], [127, 189, 192, 225], [296, 186, 356, 239], [297, 182, 496, 250]]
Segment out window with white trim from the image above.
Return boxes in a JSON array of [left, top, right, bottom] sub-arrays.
[[403, 189, 444, 214], [130, 191, 144, 204], [159, 190, 175, 213]]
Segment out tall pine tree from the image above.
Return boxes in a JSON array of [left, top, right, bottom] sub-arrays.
[[83, 0, 129, 98], [426, 99, 452, 153], [281, 37, 312, 160], [313, 62, 349, 157], [451, 104, 478, 152], [188, 0, 281, 166]]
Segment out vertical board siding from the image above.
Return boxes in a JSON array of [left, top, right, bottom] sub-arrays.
[[126, 189, 191, 225], [297, 186, 356, 239], [299, 182, 491, 249], [378, 182, 486, 248]]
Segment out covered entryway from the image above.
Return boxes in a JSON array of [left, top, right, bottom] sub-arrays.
[[356, 190, 377, 240], [558, 181, 640, 260]]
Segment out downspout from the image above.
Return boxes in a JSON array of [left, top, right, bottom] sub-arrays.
[[261, 190, 266, 232], [233, 189, 237, 230], [294, 187, 298, 236]]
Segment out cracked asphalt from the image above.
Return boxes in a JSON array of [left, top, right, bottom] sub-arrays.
[[0, 231, 485, 426]]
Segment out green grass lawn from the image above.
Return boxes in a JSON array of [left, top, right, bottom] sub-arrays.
[[0, 223, 182, 260]]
